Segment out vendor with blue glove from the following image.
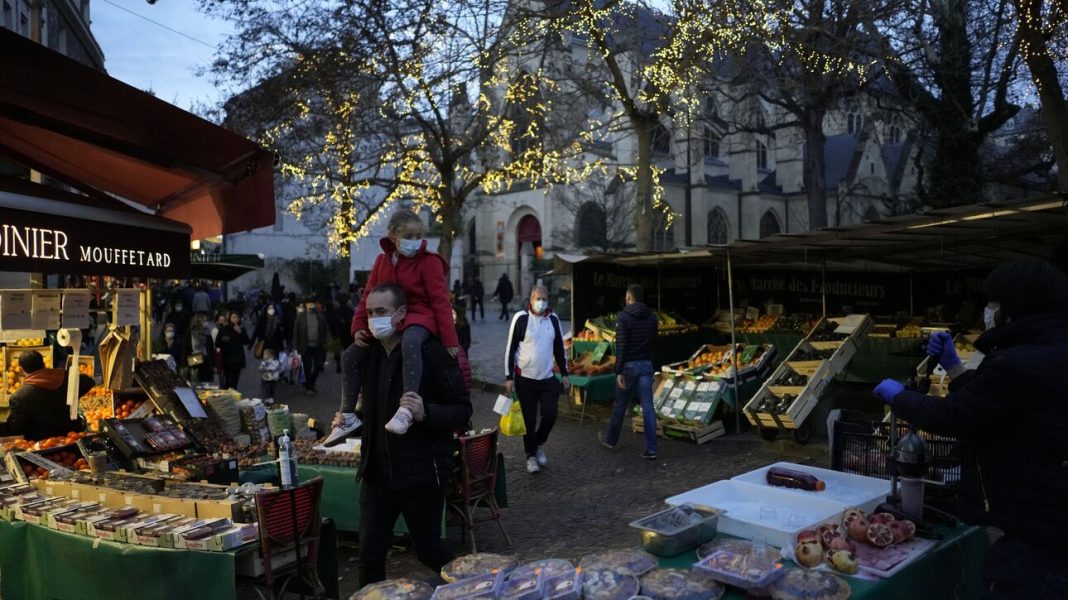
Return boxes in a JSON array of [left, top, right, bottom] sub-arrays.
[[872, 259, 1068, 600]]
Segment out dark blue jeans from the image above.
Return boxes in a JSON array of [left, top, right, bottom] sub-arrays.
[[603, 360, 657, 453]]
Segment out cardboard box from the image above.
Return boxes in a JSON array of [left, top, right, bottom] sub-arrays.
[[174, 518, 232, 549], [127, 492, 200, 519], [75, 510, 114, 536], [69, 482, 130, 508], [208, 523, 258, 551], [43, 500, 97, 528], [158, 517, 200, 548], [195, 497, 247, 521], [119, 514, 180, 544], [52, 505, 104, 533]]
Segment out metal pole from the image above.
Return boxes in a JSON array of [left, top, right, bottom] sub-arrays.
[[726, 249, 741, 434], [685, 129, 693, 246], [821, 261, 827, 318]]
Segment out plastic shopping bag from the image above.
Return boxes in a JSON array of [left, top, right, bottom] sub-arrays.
[[499, 400, 527, 436]]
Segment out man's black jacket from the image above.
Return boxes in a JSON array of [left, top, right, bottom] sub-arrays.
[[357, 337, 472, 490]]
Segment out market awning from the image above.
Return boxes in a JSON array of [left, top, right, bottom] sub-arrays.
[[0, 28, 275, 241], [189, 253, 265, 281], [574, 197, 1068, 272], [0, 178, 191, 279]]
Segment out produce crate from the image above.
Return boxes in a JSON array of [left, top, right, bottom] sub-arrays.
[[661, 344, 733, 376], [744, 359, 834, 429], [663, 420, 725, 445], [631, 415, 665, 438], [830, 417, 965, 509], [1, 345, 53, 406]]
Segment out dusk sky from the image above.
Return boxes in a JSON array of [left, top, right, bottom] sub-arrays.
[[92, 1, 234, 114]]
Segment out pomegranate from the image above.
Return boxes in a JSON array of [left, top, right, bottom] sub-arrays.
[[817, 523, 841, 547], [866, 522, 894, 547], [847, 518, 871, 542], [828, 536, 857, 554], [889, 519, 916, 544], [842, 508, 866, 525], [796, 529, 820, 545], [870, 512, 896, 525], [795, 541, 824, 568], [827, 550, 859, 575]]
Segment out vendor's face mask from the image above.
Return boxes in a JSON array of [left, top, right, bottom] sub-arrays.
[[983, 302, 1003, 330]]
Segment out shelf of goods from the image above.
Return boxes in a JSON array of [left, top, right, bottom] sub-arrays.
[[1, 343, 52, 407], [744, 315, 873, 434], [578, 310, 699, 342]]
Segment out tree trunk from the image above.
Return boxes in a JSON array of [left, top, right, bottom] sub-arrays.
[[928, 0, 986, 207], [1018, 0, 1068, 192], [803, 108, 829, 229], [634, 123, 654, 252]]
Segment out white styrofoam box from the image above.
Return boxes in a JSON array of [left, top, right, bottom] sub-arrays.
[[730, 462, 890, 514], [665, 480, 843, 551]]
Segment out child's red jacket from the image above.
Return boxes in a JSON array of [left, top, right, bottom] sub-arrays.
[[351, 238, 460, 348]]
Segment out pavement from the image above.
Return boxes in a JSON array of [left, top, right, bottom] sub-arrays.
[[228, 317, 829, 599]]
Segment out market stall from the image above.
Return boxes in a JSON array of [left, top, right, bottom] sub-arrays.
[[352, 460, 991, 600]]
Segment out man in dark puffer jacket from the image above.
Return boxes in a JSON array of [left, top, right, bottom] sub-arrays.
[[353, 284, 472, 588], [874, 259, 1068, 599]]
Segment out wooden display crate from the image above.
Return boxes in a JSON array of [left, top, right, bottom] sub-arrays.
[[631, 415, 665, 438], [663, 420, 725, 445], [744, 359, 834, 429]]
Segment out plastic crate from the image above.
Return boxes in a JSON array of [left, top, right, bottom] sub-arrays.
[[830, 418, 967, 508]]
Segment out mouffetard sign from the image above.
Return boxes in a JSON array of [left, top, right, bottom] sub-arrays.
[[0, 200, 191, 279]]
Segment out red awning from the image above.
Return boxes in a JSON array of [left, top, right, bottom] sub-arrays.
[[0, 28, 275, 240]]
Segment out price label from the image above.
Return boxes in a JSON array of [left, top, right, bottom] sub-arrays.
[[71, 489, 80, 499], [99, 493, 107, 502], [31, 290, 62, 330], [590, 342, 610, 363], [153, 503, 162, 514], [114, 290, 140, 326], [125, 496, 134, 506], [61, 291, 91, 329], [0, 291, 32, 330]]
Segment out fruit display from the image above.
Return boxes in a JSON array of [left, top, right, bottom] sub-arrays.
[[11, 338, 45, 347], [793, 507, 916, 576], [896, 322, 922, 338], [2, 432, 92, 453], [774, 371, 809, 387], [292, 438, 357, 468], [567, 352, 616, 376], [789, 348, 835, 362], [585, 311, 698, 340], [808, 322, 850, 342], [740, 315, 779, 334], [574, 329, 601, 341], [114, 398, 145, 420], [768, 317, 819, 334], [753, 393, 796, 415]]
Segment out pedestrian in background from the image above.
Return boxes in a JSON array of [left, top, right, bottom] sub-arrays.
[[258, 347, 281, 404], [469, 277, 485, 321], [191, 284, 212, 317], [504, 286, 570, 474], [293, 298, 329, 395], [492, 273, 515, 320], [600, 284, 659, 459], [216, 310, 250, 390]]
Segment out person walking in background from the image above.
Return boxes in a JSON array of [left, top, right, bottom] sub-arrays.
[[325, 298, 346, 373], [152, 322, 186, 368], [452, 279, 462, 299], [251, 301, 287, 356], [325, 211, 460, 446], [191, 284, 212, 317], [873, 259, 1068, 599], [504, 286, 570, 474], [492, 273, 515, 320], [293, 298, 329, 395], [163, 300, 189, 337], [186, 313, 216, 384], [258, 347, 281, 404], [215, 310, 250, 390], [469, 277, 485, 321], [454, 301, 471, 353], [600, 284, 659, 460]]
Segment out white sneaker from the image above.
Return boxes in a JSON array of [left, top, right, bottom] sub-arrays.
[[535, 446, 548, 466], [526, 457, 540, 474], [384, 407, 413, 435], [323, 413, 362, 447]]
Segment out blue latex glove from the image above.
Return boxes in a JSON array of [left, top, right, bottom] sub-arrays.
[[873, 379, 905, 405], [926, 331, 961, 370]]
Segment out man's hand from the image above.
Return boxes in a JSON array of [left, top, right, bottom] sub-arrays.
[[399, 391, 425, 422], [447, 346, 460, 358], [616, 374, 626, 389], [503, 380, 514, 396], [561, 376, 571, 391], [354, 329, 371, 348]]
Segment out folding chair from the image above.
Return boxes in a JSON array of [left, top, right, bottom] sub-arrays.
[[251, 476, 326, 600], [445, 429, 512, 552]]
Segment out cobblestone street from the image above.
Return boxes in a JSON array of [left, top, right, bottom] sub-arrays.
[[232, 317, 827, 598]]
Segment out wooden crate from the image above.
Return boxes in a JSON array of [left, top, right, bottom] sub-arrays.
[[631, 415, 665, 438], [664, 420, 725, 445]]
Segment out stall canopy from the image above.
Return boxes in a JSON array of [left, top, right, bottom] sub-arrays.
[[0, 28, 275, 241], [567, 196, 1068, 271], [189, 253, 265, 281]]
